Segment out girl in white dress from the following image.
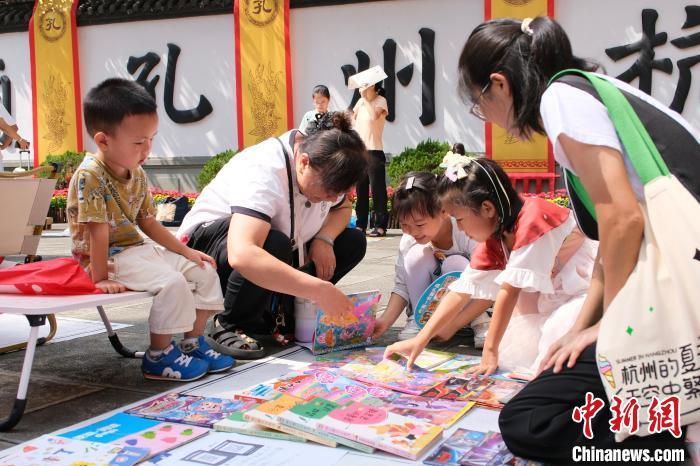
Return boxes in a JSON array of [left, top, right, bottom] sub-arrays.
[[386, 155, 597, 375]]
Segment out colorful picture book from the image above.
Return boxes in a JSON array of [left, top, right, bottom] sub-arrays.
[[339, 357, 448, 396], [394, 349, 456, 370], [310, 290, 381, 354], [213, 397, 307, 443], [414, 272, 461, 328], [277, 397, 376, 453], [316, 400, 443, 460], [431, 354, 483, 374], [0, 435, 149, 466], [423, 429, 541, 466], [60, 413, 208, 459], [421, 376, 493, 401], [474, 379, 525, 410], [126, 393, 254, 428], [242, 393, 338, 447], [368, 394, 474, 429]]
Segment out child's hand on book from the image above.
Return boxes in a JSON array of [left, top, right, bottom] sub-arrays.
[[384, 337, 427, 371], [466, 348, 498, 376]]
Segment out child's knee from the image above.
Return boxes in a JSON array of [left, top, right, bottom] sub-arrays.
[[442, 255, 469, 273], [403, 244, 435, 272]]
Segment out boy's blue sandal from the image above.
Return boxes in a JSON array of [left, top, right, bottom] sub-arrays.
[[142, 343, 209, 381], [181, 336, 236, 374]]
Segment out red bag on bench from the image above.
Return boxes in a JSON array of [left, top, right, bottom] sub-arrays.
[[0, 258, 102, 295]]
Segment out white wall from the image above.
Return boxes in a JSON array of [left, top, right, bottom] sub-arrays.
[[0, 0, 698, 163], [558, 0, 700, 129], [78, 15, 237, 158], [290, 0, 484, 155]]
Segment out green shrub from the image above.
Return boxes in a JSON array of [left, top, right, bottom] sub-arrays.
[[388, 139, 471, 186], [39, 150, 87, 189], [197, 149, 238, 190]]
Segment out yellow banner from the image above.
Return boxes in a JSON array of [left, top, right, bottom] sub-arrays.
[[29, 0, 83, 165], [235, 0, 293, 149], [487, 0, 552, 173]]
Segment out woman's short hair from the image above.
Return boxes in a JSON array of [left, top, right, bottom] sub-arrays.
[[300, 111, 368, 194]]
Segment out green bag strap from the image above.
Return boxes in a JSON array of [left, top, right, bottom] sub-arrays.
[[548, 69, 671, 220]]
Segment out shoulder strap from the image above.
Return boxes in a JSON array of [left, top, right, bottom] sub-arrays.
[[104, 177, 136, 224], [275, 137, 295, 248], [547, 70, 670, 231], [550, 69, 669, 183]]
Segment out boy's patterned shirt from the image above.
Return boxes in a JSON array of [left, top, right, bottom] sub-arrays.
[[67, 154, 156, 267]]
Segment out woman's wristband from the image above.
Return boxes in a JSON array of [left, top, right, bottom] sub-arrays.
[[313, 234, 334, 247]]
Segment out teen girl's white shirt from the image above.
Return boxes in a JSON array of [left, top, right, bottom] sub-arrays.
[[392, 217, 477, 304], [177, 130, 343, 248], [541, 73, 700, 202]]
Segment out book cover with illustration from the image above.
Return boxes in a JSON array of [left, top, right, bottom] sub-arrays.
[[309, 290, 381, 354], [125, 393, 255, 428], [368, 394, 474, 429], [0, 435, 149, 466], [423, 429, 542, 466], [414, 272, 461, 329], [339, 357, 448, 396], [242, 393, 338, 447], [279, 368, 395, 403], [420, 376, 493, 401], [431, 354, 483, 374], [393, 349, 456, 371], [474, 379, 525, 410], [277, 397, 376, 453], [214, 397, 307, 443], [316, 400, 443, 460], [60, 412, 208, 459]]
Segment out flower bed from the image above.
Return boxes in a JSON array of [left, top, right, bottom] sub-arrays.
[[48, 188, 200, 223]]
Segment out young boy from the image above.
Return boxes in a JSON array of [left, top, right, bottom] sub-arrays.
[[67, 78, 234, 381]]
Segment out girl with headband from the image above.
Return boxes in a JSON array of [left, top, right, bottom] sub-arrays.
[[372, 168, 489, 343], [385, 154, 597, 377]]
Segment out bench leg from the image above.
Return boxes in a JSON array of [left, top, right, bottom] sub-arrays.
[[96, 305, 144, 359], [0, 315, 45, 431]]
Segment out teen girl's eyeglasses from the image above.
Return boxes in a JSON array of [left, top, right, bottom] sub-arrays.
[[470, 81, 492, 121]]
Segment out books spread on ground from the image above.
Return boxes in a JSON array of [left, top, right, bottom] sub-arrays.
[[316, 400, 444, 460], [339, 357, 449, 395], [423, 428, 542, 466], [7, 346, 536, 464], [59, 412, 208, 459], [0, 435, 149, 466], [126, 393, 254, 428], [298, 290, 381, 355], [141, 432, 348, 466]]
